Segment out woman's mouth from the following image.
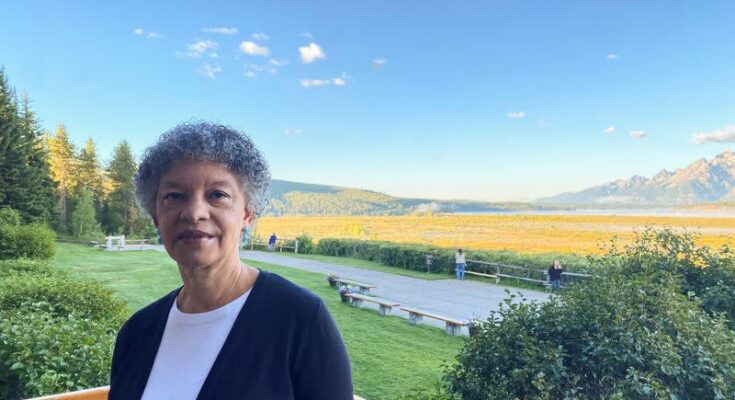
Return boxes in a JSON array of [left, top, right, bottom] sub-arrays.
[[177, 230, 215, 242]]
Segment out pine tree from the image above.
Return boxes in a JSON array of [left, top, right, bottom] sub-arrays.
[[47, 124, 78, 233], [104, 141, 137, 235], [76, 138, 104, 220], [70, 188, 102, 239]]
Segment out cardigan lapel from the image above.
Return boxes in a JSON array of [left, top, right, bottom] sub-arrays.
[[195, 270, 270, 399]]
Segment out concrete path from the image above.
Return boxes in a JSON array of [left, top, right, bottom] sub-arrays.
[[241, 251, 550, 334]]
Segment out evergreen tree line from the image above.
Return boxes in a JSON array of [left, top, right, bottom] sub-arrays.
[[0, 68, 155, 239]]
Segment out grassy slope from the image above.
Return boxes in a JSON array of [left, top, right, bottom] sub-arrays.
[[53, 244, 462, 400]]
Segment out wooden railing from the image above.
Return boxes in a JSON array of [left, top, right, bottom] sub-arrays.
[[26, 386, 367, 399], [466, 259, 592, 286]]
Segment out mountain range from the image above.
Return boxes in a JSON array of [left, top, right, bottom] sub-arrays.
[[263, 150, 735, 215], [539, 150, 735, 206]]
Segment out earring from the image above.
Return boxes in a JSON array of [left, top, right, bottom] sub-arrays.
[[156, 228, 162, 244]]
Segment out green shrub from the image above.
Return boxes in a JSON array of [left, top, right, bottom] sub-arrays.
[[443, 230, 735, 400], [0, 207, 22, 226], [0, 259, 56, 278], [0, 274, 127, 324], [315, 238, 588, 275], [0, 305, 117, 399], [0, 223, 56, 260], [295, 233, 314, 254]]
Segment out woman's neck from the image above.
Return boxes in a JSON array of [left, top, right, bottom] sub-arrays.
[[176, 251, 258, 313]]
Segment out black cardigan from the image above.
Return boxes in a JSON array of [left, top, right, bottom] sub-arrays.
[[109, 270, 353, 399]]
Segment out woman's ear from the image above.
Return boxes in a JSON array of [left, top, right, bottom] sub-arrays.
[[243, 206, 256, 226]]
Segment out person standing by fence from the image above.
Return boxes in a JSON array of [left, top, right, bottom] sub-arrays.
[[455, 249, 466, 280], [268, 232, 277, 251], [548, 260, 563, 291]]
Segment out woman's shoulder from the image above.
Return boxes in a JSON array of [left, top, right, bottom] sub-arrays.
[[118, 288, 179, 336], [251, 270, 327, 322]]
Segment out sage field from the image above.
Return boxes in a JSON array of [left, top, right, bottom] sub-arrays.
[[255, 214, 735, 255]]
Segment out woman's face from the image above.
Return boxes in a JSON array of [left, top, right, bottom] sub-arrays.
[[154, 159, 253, 269]]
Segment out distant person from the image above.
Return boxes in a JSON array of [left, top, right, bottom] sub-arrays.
[[548, 260, 563, 291], [268, 232, 277, 251], [455, 248, 466, 280]]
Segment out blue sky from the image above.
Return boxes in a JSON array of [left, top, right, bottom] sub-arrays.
[[2, 0, 734, 201]]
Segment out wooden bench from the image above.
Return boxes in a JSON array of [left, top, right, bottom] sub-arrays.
[[335, 278, 375, 294], [400, 307, 467, 336], [348, 293, 400, 315]]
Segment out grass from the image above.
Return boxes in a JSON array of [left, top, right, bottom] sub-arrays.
[[254, 214, 735, 255], [53, 243, 463, 400], [273, 252, 450, 280]]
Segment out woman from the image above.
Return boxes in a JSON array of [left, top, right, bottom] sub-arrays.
[[455, 248, 466, 280], [109, 122, 353, 399], [548, 260, 563, 291]]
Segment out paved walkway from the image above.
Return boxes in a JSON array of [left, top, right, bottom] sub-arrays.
[[241, 251, 550, 334]]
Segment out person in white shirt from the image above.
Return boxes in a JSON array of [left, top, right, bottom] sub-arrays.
[[455, 248, 466, 280]]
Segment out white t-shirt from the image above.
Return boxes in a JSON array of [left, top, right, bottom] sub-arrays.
[[141, 289, 250, 400], [455, 253, 466, 264]]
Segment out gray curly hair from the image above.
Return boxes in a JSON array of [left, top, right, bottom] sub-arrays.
[[135, 122, 271, 218]]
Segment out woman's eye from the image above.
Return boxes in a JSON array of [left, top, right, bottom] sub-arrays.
[[163, 192, 183, 201], [211, 191, 229, 199]]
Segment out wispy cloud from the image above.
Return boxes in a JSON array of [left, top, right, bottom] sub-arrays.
[[604, 126, 616, 134], [244, 63, 278, 78], [203, 27, 239, 35], [372, 58, 387, 68], [251, 32, 270, 41], [133, 28, 162, 39], [240, 41, 270, 57], [198, 64, 221, 79], [693, 125, 735, 144], [184, 40, 218, 58], [606, 53, 619, 60], [269, 59, 289, 67], [300, 73, 348, 88], [629, 130, 647, 139], [299, 42, 326, 64], [285, 128, 303, 136], [301, 32, 313, 39], [507, 111, 525, 119], [244, 70, 257, 78]]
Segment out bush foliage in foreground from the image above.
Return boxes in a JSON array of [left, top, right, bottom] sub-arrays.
[[441, 229, 735, 400], [0, 259, 127, 399]]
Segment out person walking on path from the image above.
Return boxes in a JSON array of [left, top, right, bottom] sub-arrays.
[[268, 233, 277, 251], [455, 249, 466, 280], [548, 260, 563, 291]]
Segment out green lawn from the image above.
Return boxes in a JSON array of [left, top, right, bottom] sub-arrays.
[[53, 244, 463, 400]]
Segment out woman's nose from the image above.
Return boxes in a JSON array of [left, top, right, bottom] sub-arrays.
[[180, 196, 209, 222]]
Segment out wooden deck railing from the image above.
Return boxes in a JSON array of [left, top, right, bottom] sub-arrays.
[[26, 386, 367, 399]]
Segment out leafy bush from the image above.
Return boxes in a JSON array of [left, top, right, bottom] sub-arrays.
[[0, 305, 117, 399], [443, 230, 735, 400], [0, 259, 55, 278], [0, 223, 55, 260], [315, 238, 588, 274], [0, 207, 22, 226], [295, 233, 314, 254], [0, 265, 127, 399]]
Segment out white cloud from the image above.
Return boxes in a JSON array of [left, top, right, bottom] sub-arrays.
[[301, 32, 313, 39], [692, 125, 735, 144], [300, 73, 348, 88], [147, 31, 163, 39], [133, 28, 144, 35], [629, 130, 647, 139], [285, 128, 303, 136], [604, 126, 616, 134], [244, 70, 257, 78], [606, 53, 619, 60], [269, 59, 289, 67], [251, 32, 270, 41], [203, 27, 239, 35], [299, 42, 326, 64], [240, 41, 270, 57], [185, 40, 218, 58], [507, 111, 525, 119], [372, 58, 387, 68], [300, 79, 331, 88], [198, 64, 221, 79]]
